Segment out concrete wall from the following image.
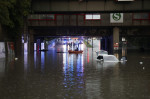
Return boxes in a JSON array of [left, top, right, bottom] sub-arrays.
[[32, 0, 150, 12]]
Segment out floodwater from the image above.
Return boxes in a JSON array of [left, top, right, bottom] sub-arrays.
[[0, 44, 150, 99]]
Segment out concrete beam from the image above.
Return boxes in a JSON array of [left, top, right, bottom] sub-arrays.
[[28, 13, 150, 27], [32, 0, 150, 12]]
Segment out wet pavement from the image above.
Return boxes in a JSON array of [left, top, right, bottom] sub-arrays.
[[0, 45, 150, 99]]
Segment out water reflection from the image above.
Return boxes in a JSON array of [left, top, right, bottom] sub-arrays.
[[24, 51, 28, 77], [0, 58, 5, 78], [97, 61, 119, 68], [77, 54, 84, 73], [34, 51, 37, 69], [5, 55, 15, 71], [2, 42, 150, 99], [87, 49, 89, 63], [41, 52, 45, 72], [63, 53, 84, 98], [85, 61, 119, 99]]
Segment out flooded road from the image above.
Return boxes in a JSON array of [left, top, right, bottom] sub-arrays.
[[0, 44, 150, 99]]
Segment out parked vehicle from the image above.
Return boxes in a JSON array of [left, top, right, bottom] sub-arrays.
[[97, 55, 119, 62], [96, 50, 119, 62]]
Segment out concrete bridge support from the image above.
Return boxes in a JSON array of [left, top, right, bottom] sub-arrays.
[[113, 27, 119, 50], [0, 24, 2, 40], [28, 29, 34, 54], [0, 24, 4, 41]]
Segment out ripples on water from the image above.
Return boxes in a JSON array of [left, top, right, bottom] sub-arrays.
[[0, 48, 150, 99]]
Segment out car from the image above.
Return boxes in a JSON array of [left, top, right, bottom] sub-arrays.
[[97, 55, 119, 62]]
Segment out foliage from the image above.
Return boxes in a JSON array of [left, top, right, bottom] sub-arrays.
[[0, 1, 11, 26], [84, 40, 92, 48], [0, 0, 31, 39]]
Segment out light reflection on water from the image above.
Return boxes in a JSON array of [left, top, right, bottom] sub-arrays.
[[24, 51, 28, 78], [41, 52, 45, 72], [62, 44, 85, 98], [34, 51, 37, 69], [1, 47, 150, 99], [0, 58, 5, 78]]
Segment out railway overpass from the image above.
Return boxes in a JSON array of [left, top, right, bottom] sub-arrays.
[[24, 0, 150, 52]]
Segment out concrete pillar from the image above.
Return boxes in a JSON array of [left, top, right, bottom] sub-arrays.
[[37, 39, 41, 51], [44, 39, 46, 50], [105, 37, 107, 50], [28, 29, 34, 54], [99, 38, 101, 50], [113, 27, 119, 49], [15, 34, 22, 57], [92, 37, 93, 50], [45, 40, 48, 50], [0, 24, 3, 41]]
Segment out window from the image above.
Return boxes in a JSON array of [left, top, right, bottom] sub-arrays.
[[85, 14, 101, 20], [93, 15, 101, 19], [28, 14, 55, 20], [117, 0, 134, 1], [39, 14, 47, 20], [47, 14, 55, 20], [85, 14, 93, 20], [28, 14, 39, 20], [133, 13, 150, 20]]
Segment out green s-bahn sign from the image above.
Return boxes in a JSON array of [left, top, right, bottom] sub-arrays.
[[110, 13, 123, 23]]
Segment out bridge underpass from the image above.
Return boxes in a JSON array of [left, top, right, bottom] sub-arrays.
[[2, 1, 150, 98], [25, 26, 118, 54], [25, 11, 150, 54], [24, 24, 150, 55]]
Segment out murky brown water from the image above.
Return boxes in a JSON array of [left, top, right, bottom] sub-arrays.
[[0, 46, 150, 99]]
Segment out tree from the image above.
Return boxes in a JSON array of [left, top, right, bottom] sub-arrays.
[[0, 1, 12, 26], [0, 0, 31, 40], [0, 0, 31, 56]]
